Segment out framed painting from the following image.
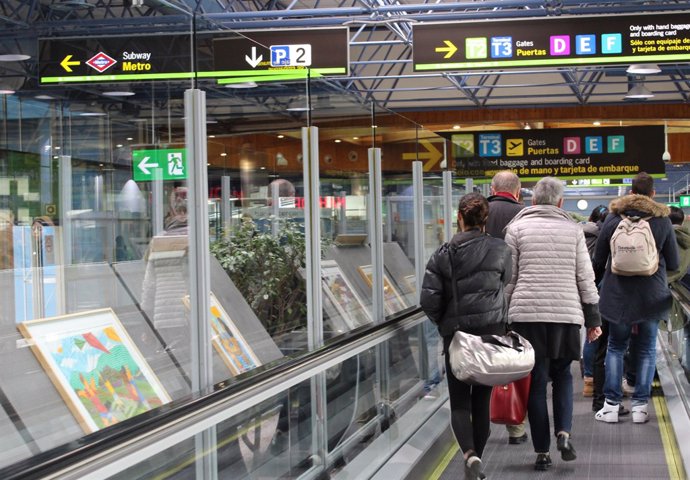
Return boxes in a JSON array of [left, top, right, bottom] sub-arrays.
[[357, 264, 409, 316], [321, 260, 372, 330], [184, 292, 262, 376], [18, 309, 171, 434]]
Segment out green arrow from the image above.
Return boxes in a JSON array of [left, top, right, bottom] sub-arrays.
[[435, 40, 458, 59]]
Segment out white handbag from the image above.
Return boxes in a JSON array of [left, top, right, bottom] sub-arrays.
[[448, 330, 535, 386]]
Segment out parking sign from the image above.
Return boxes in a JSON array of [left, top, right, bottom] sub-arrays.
[[270, 44, 312, 67]]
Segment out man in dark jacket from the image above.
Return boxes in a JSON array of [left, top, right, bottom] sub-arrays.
[[485, 170, 529, 444], [594, 172, 680, 424], [486, 170, 524, 240]]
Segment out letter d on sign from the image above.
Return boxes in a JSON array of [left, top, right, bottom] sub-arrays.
[[550, 35, 571, 55]]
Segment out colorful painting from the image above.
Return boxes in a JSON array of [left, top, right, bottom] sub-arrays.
[[321, 260, 372, 331], [18, 309, 170, 433], [357, 264, 409, 316], [208, 293, 261, 376], [183, 293, 261, 376]]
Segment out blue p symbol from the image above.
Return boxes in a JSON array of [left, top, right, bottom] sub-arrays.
[[271, 46, 290, 66]]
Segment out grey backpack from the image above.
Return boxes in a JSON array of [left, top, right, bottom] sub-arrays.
[[609, 214, 658, 276]]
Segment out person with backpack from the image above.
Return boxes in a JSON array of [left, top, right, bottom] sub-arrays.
[[593, 172, 679, 424], [420, 192, 512, 480]]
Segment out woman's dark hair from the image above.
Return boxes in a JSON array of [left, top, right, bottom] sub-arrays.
[[457, 192, 489, 228], [589, 205, 609, 223], [669, 206, 685, 226]]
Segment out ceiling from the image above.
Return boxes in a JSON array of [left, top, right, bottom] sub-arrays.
[[2, 0, 690, 135]]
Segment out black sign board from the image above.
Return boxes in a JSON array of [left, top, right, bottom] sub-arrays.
[[413, 13, 690, 71], [39, 35, 192, 84], [212, 28, 349, 75], [436, 126, 665, 180]]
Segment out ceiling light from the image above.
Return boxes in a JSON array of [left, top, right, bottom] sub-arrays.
[[523, 123, 531, 130], [79, 112, 106, 116], [126, 137, 133, 141], [35, 94, 55, 100], [102, 90, 135, 97], [220, 152, 227, 157], [353, 136, 359, 140], [0, 89, 15, 95], [208, 135, 215, 138], [116, 144, 123, 148], [626, 64, 661, 75], [453, 125, 461, 130], [0, 54, 30, 62], [224, 81, 258, 89], [286, 106, 310, 112], [624, 83, 654, 99], [335, 139, 342, 143], [277, 134, 284, 139], [592, 121, 601, 126]]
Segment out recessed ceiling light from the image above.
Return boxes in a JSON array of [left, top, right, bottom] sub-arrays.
[[353, 136, 359, 140], [593, 121, 601, 126], [335, 139, 342, 143], [79, 112, 106, 117], [126, 137, 133, 141], [35, 94, 55, 100], [102, 91, 135, 97], [208, 135, 216, 138], [0, 54, 30, 62], [0, 89, 15, 95], [286, 106, 310, 112], [277, 134, 285, 139], [116, 144, 123, 148], [220, 152, 227, 157], [55, 146, 61, 150], [453, 125, 461, 130]]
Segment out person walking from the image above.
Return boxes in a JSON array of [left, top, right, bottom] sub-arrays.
[[484, 170, 529, 444], [421, 192, 512, 480], [580, 205, 609, 398], [594, 172, 679, 424], [504, 177, 602, 471]]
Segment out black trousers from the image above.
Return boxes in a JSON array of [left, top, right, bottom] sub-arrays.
[[592, 319, 610, 410], [443, 336, 493, 457]]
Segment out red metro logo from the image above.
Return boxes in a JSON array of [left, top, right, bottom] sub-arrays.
[[86, 52, 117, 73]]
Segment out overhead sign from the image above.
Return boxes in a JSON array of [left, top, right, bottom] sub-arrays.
[[680, 195, 690, 208], [211, 28, 349, 77], [132, 149, 187, 182], [39, 35, 192, 84], [437, 126, 665, 180], [413, 12, 690, 71]]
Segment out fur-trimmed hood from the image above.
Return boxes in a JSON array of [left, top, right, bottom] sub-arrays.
[[608, 194, 670, 218]]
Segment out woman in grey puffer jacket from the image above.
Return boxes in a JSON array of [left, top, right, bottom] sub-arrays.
[[421, 193, 512, 480]]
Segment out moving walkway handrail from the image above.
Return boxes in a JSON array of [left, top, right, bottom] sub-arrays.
[[1, 308, 427, 480]]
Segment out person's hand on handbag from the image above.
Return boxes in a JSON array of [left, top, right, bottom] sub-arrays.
[[586, 326, 602, 343]]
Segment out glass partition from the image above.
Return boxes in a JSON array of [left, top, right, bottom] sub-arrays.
[[0, 24, 453, 478]]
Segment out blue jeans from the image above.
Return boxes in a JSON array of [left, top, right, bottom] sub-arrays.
[[423, 320, 441, 391], [527, 357, 573, 453], [582, 337, 597, 377], [604, 320, 659, 406]]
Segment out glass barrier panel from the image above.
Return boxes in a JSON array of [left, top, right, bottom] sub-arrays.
[[101, 316, 440, 479]]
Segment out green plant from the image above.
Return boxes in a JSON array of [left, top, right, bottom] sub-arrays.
[[211, 219, 307, 337]]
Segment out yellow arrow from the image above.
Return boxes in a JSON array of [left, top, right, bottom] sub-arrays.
[[434, 40, 458, 59], [60, 54, 80, 73], [402, 140, 443, 171]]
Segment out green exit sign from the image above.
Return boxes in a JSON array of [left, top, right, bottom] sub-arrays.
[[667, 202, 680, 208], [680, 195, 690, 208], [132, 148, 187, 181]]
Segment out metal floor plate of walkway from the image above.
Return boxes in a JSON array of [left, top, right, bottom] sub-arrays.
[[435, 367, 684, 480]]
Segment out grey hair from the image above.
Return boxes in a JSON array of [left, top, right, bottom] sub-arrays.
[[532, 177, 564, 206], [491, 170, 521, 194]]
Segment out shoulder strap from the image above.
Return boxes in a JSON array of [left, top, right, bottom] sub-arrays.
[[448, 244, 460, 302]]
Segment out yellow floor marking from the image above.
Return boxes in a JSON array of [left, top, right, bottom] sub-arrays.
[[427, 442, 459, 480], [653, 383, 687, 480]]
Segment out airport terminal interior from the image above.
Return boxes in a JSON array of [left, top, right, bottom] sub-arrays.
[[3, 0, 690, 478]]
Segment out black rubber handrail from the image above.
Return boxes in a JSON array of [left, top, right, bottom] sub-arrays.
[[0, 307, 423, 480]]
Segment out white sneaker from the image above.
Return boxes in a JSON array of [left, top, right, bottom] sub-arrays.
[[595, 401, 619, 423], [622, 378, 635, 397], [632, 404, 649, 424]]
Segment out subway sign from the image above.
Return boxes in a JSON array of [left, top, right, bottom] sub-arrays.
[[413, 12, 690, 71], [39, 35, 193, 83], [437, 126, 665, 181]]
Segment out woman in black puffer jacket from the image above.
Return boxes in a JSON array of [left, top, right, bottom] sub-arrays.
[[420, 193, 512, 480]]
